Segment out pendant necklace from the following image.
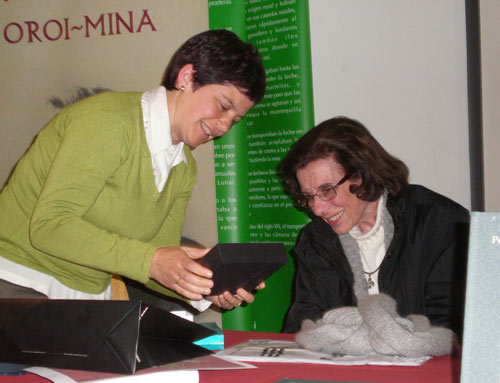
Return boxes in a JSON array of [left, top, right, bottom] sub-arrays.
[[364, 264, 383, 289], [360, 250, 383, 290]]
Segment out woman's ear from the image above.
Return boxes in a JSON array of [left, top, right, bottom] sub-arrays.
[[349, 175, 363, 187], [175, 64, 195, 90]]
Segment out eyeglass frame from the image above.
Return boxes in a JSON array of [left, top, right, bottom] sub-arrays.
[[296, 174, 351, 209]]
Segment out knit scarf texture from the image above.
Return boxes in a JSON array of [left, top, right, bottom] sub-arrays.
[[295, 293, 456, 357]]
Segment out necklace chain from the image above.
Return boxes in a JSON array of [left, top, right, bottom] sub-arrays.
[[361, 250, 384, 289], [364, 263, 383, 289]]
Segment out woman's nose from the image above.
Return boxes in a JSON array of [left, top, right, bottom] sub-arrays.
[[217, 117, 233, 136], [311, 196, 330, 217]]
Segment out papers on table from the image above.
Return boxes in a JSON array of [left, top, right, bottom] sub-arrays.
[[216, 339, 432, 366], [26, 366, 199, 383], [25, 355, 255, 383]]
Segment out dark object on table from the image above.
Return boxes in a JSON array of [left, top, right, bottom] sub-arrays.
[[125, 276, 196, 313], [0, 362, 28, 376], [197, 243, 288, 295], [0, 299, 215, 374]]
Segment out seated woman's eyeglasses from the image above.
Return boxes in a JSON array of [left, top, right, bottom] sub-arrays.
[[297, 175, 350, 209]]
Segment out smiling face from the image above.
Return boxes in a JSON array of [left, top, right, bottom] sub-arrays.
[[168, 64, 254, 148], [296, 157, 379, 235]]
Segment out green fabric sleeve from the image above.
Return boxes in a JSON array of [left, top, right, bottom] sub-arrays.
[[144, 150, 197, 302], [29, 105, 155, 287]]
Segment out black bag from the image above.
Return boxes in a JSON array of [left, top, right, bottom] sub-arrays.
[[0, 299, 215, 374]]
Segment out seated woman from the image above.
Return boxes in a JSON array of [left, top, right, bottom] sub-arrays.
[[278, 116, 469, 337]]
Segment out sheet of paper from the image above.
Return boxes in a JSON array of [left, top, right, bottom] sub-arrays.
[[156, 354, 256, 371], [25, 367, 77, 383], [216, 339, 431, 366], [24, 354, 255, 383], [79, 370, 199, 383], [27, 367, 198, 383]]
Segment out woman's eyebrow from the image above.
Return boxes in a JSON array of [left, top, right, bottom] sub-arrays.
[[302, 182, 335, 195], [222, 95, 247, 118], [221, 94, 233, 107], [319, 182, 336, 189]]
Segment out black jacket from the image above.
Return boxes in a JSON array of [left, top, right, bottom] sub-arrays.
[[283, 185, 469, 337]]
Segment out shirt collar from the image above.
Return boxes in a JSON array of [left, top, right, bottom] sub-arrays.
[[142, 86, 187, 192], [349, 192, 386, 240]]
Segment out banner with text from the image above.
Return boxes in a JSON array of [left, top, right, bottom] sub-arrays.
[[208, 0, 313, 332]]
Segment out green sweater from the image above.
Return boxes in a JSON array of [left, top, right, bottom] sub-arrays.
[[0, 91, 197, 297]]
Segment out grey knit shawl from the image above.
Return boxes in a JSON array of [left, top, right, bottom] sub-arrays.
[[295, 294, 456, 357]]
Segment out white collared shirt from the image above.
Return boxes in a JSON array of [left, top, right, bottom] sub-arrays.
[[143, 87, 211, 312], [141, 86, 187, 192], [349, 194, 386, 295]]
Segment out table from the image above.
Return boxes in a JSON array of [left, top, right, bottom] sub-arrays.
[[0, 330, 461, 383], [203, 330, 461, 382]]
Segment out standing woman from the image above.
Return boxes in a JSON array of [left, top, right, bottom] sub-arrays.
[[0, 29, 266, 310], [279, 117, 469, 337]]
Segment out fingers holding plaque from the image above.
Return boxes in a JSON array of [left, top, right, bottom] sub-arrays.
[[196, 243, 288, 296]]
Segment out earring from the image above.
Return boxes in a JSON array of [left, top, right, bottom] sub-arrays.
[[180, 85, 185, 92]]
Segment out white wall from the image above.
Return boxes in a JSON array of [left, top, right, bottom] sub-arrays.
[[309, 0, 471, 209], [480, 0, 500, 212]]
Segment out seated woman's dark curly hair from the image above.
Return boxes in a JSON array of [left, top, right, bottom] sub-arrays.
[[278, 116, 409, 203]]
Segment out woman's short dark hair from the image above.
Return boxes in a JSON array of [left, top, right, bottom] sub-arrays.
[[162, 29, 266, 103], [278, 116, 409, 202]]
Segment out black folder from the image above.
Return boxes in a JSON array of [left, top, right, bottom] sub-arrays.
[[197, 242, 289, 295], [0, 299, 215, 374]]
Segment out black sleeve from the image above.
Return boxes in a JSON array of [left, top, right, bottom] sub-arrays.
[[283, 252, 325, 333], [423, 204, 469, 338], [282, 225, 355, 333]]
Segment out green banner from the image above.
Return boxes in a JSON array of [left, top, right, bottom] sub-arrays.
[[208, 0, 313, 332]]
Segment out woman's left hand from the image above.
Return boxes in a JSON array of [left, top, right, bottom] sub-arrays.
[[207, 281, 266, 310]]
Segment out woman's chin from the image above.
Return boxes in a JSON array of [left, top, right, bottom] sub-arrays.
[[329, 221, 351, 236], [333, 228, 348, 235]]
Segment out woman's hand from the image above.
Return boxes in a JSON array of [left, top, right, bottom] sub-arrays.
[[206, 281, 266, 310], [149, 245, 214, 300]]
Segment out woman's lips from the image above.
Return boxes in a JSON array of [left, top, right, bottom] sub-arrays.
[[327, 211, 344, 224], [201, 121, 212, 138]]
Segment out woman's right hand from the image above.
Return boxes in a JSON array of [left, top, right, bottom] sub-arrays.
[[149, 245, 214, 300]]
